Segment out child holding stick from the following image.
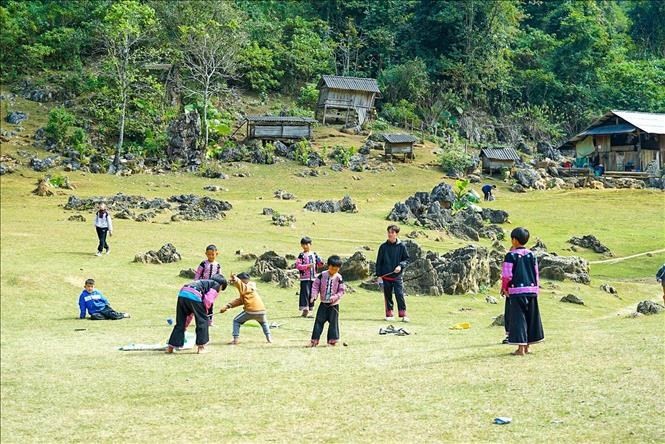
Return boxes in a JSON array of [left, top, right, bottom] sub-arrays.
[[295, 236, 323, 317], [219, 272, 272, 345]]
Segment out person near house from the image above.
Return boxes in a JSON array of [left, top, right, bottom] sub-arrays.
[[375, 224, 410, 322], [482, 184, 497, 201]]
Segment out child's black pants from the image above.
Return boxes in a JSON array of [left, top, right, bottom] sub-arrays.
[[383, 279, 406, 317], [168, 297, 209, 346], [90, 305, 124, 320], [96, 227, 109, 252], [311, 303, 339, 344]]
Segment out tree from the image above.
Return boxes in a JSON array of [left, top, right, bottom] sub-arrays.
[[101, 0, 156, 171], [179, 18, 246, 149]]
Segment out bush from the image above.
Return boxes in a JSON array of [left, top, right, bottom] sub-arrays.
[[330, 145, 355, 166], [45, 106, 75, 147], [439, 146, 473, 176], [293, 140, 311, 165], [68, 127, 90, 156], [381, 99, 421, 128], [298, 82, 319, 109]]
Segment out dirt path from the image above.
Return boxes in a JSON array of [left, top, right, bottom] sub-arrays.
[[590, 248, 665, 265]]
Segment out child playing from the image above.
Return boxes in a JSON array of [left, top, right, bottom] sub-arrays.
[[501, 227, 544, 356], [166, 274, 227, 354], [194, 244, 222, 325], [219, 272, 272, 345], [309, 255, 345, 347], [295, 236, 324, 317], [375, 224, 410, 322], [78, 278, 129, 320], [93, 203, 113, 256]]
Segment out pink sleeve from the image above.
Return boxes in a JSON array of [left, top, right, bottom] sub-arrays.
[[295, 257, 308, 271], [331, 279, 345, 304], [501, 262, 513, 293], [194, 265, 204, 280], [311, 277, 320, 302], [203, 289, 219, 310]]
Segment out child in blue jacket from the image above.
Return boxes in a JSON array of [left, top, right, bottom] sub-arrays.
[[78, 278, 129, 320]]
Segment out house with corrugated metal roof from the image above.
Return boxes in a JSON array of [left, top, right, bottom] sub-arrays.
[[245, 115, 316, 141], [316, 75, 380, 127], [559, 110, 665, 173], [382, 134, 417, 161], [479, 147, 521, 174]]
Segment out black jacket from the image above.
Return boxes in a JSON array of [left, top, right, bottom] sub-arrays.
[[375, 240, 409, 278]]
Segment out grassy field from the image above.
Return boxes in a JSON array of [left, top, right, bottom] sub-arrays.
[[1, 93, 665, 443]]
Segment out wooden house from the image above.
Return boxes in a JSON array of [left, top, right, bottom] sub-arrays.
[[245, 115, 316, 141], [558, 110, 665, 173], [316, 75, 380, 126], [480, 147, 521, 174], [382, 134, 417, 161]]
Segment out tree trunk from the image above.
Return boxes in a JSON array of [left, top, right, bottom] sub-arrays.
[[113, 95, 127, 171], [203, 84, 209, 149]]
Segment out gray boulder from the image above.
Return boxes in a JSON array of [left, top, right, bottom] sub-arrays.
[[134, 243, 182, 264], [560, 294, 584, 305], [179, 268, 196, 279], [6, 111, 27, 125], [515, 167, 542, 188], [167, 110, 202, 166], [536, 252, 590, 284], [481, 208, 509, 224], [340, 251, 372, 281], [568, 235, 612, 255], [636, 300, 663, 315]]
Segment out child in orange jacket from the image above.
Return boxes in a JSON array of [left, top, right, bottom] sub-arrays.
[[219, 272, 272, 345]]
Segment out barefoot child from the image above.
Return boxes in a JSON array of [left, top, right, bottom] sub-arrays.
[[78, 278, 129, 320], [295, 236, 323, 317], [309, 255, 345, 347], [219, 272, 272, 345], [501, 227, 544, 355], [194, 244, 222, 325], [166, 274, 227, 354]]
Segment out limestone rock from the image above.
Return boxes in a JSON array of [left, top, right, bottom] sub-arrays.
[[134, 243, 182, 264], [636, 300, 663, 315], [340, 251, 372, 281], [568, 235, 612, 255], [560, 294, 584, 305]]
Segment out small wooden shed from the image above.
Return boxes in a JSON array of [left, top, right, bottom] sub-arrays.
[[383, 134, 417, 161], [246, 115, 316, 141], [480, 147, 521, 174], [316, 75, 381, 126]]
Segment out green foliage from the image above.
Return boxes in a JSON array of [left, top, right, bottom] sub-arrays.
[[240, 42, 283, 93], [330, 145, 355, 167], [379, 58, 429, 103], [451, 178, 480, 214], [439, 146, 473, 176], [48, 174, 73, 189], [381, 100, 421, 128], [293, 140, 312, 165], [45, 107, 75, 147], [369, 118, 390, 132], [298, 83, 319, 109]]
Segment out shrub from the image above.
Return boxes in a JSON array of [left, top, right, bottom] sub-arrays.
[[68, 127, 90, 156], [331, 145, 355, 166], [298, 82, 319, 109], [381, 99, 421, 128], [45, 106, 75, 147], [439, 146, 473, 176], [293, 140, 311, 165]]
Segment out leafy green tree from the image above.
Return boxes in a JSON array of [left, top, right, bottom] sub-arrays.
[[101, 0, 157, 170], [379, 58, 429, 104], [239, 42, 283, 93], [281, 17, 334, 91]]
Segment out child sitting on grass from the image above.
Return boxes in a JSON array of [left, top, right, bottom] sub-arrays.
[[501, 227, 544, 356], [194, 244, 222, 325], [166, 274, 227, 354], [295, 236, 324, 317], [309, 255, 345, 347], [219, 272, 272, 345], [78, 278, 129, 320]]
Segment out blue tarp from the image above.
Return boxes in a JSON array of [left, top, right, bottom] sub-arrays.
[[582, 124, 635, 136]]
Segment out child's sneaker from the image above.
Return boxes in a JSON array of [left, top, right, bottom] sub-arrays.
[[122, 312, 131, 319], [301, 310, 309, 317], [95, 251, 102, 256], [105, 249, 110, 255], [385, 316, 395, 321], [402, 316, 410, 323], [502, 337, 509, 344]]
